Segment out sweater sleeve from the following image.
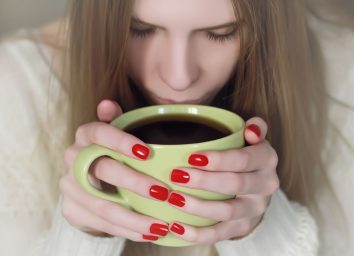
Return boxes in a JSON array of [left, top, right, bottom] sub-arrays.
[[31, 199, 126, 256], [214, 190, 318, 256], [0, 33, 126, 256]]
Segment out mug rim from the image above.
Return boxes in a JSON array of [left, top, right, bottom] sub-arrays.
[[111, 104, 245, 147]]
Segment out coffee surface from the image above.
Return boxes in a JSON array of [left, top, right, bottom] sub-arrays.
[[125, 115, 231, 145]]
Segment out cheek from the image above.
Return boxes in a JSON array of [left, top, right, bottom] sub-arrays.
[[199, 42, 240, 86], [127, 40, 155, 83], [127, 43, 143, 81]]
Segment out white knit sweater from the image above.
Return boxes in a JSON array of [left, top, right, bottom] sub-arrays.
[[0, 15, 352, 256]]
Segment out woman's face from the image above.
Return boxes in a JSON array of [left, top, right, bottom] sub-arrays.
[[127, 0, 240, 105]]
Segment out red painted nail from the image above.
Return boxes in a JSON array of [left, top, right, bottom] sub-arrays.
[[170, 223, 185, 235], [246, 124, 261, 138], [149, 185, 169, 201], [132, 144, 150, 160], [188, 154, 208, 166], [150, 223, 169, 236], [171, 169, 190, 184], [168, 192, 186, 207], [143, 234, 159, 241]]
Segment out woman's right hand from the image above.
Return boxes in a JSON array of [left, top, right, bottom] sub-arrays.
[[59, 100, 170, 242]]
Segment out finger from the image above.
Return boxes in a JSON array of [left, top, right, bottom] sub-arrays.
[[59, 174, 169, 238], [64, 144, 82, 171], [170, 166, 279, 196], [187, 140, 278, 173], [97, 100, 123, 123], [168, 217, 261, 244], [75, 121, 150, 160], [64, 143, 149, 191], [244, 117, 268, 145], [167, 192, 269, 222], [91, 157, 170, 202], [64, 146, 104, 188], [61, 196, 147, 242]]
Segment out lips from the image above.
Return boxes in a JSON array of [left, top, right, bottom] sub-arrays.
[[154, 95, 201, 104]]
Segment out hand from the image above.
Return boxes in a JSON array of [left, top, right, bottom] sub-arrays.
[[166, 117, 279, 244], [60, 100, 171, 242]]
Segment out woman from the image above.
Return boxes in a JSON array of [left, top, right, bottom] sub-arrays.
[[0, 0, 352, 255]]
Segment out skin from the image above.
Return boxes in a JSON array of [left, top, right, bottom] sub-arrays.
[[127, 0, 240, 105], [60, 0, 279, 243]]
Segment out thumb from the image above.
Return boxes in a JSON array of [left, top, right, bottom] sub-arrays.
[[97, 99, 123, 123], [243, 117, 268, 145]]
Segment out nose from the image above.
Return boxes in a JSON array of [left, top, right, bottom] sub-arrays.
[[159, 37, 200, 91]]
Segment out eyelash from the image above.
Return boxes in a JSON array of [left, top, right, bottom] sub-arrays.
[[130, 27, 238, 43], [206, 28, 238, 43], [130, 28, 156, 38]]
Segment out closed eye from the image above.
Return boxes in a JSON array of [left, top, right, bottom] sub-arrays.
[[206, 26, 239, 43], [130, 27, 156, 38]]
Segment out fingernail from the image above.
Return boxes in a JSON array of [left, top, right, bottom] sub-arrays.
[[188, 154, 208, 166], [171, 169, 190, 184], [170, 223, 185, 235], [246, 124, 261, 138], [150, 223, 169, 236], [143, 234, 159, 241], [149, 185, 169, 201], [132, 144, 150, 160], [168, 192, 186, 207]]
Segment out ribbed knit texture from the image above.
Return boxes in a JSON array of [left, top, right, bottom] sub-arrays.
[[31, 199, 126, 256], [215, 190, 318, 256]]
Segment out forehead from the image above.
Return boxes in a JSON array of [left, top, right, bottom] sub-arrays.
[[132, 0, 236, 28]]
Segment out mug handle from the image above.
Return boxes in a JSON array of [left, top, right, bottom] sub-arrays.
[[73, 144, 131, 209]]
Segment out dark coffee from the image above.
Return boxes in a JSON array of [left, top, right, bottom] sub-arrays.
[[125, 114, 232, 144]]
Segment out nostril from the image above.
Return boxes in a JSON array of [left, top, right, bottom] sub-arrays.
[[160, 74, 194, 91], [159, 67, 200, 92]]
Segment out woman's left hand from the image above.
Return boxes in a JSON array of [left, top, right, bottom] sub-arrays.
[[167, 117, 279, 244]]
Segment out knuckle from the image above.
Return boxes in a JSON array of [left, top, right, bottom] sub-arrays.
[[59, 175, 73, 193], [267, 175, 280, 195], [267, 148, 279, 168], [202, 228, 219, 244], [238, 150, 250, 171], [121, 167, 144, 189], [191, 171, 204, 188], [61, 200, 74, 224], [229, 174, 243, 195], [64, 147, 76, 169], [63, 150, 71, 167], [75, 125, 86, 142], [221, 202, 235, 221], [254, 199, 268, 216], [124, 173, 142, 191], [91, 199, 113, 219], [97, 201, 113, 217], [89, 123, 102, 143], [118, 133, 132, 149], [187, 230, 199, 243], [238, 220, 253, 237], [101, 223, 116, 237], [209, 228, 219, 240]]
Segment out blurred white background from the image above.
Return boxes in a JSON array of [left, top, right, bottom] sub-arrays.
[[0, 0, 67, 37]]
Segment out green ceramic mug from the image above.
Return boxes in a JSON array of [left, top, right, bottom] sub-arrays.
[[74, 104, 245, 247]]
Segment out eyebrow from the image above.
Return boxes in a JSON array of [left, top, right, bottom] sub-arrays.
[[131, 17, 241, 31]]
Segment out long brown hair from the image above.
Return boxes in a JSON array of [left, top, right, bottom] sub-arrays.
[[62, 0, 336, 254]]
